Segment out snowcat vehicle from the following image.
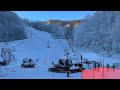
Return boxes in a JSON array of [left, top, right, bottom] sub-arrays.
[[48, 58, 84, 73], [21, 58, 36, 68]]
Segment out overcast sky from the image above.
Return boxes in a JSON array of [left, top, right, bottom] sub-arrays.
[[15, 11, 95, 21]]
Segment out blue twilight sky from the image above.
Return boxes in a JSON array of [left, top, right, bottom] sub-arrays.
[[15, 11, 95, 21]]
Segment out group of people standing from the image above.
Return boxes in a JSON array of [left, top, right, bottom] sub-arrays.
[[94, 61, 115, 71], [106, 63, 115, 71]]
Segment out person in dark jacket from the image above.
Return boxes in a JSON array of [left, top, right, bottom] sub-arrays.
[[81, 54, 82, 60], [106, 63, 109, 71], [66, 66, 70, 77], [94, 62, 97, 70], [112, 63, 115, 71]]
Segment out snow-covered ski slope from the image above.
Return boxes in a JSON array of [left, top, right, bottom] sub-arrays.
[[0, 26, 81, 79], [0, 26, 120, 79]]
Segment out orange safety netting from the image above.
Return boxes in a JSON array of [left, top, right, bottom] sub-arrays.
[[82, 67, 120, 79]]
